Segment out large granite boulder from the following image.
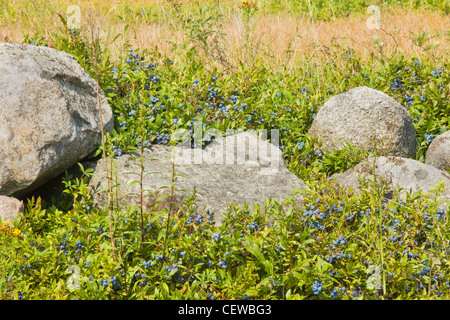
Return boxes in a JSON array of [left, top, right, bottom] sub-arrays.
[[0, 43, 113, 198], [334, 156, 450, 211], [308, 86, 417, 158], [426, 130, 450, 172], [86, 132, 307, 225]]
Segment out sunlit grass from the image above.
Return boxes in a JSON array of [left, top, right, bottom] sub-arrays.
[[1, 0, 448, 67]]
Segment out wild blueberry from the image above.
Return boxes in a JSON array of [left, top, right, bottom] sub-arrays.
[[212, 233, 220, 242], [218, 258, 227, 269], [330, 288, 339, 299], [312, 280, 323, 295]]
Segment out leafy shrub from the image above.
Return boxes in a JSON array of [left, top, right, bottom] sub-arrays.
[[1, 164, 449, 300]]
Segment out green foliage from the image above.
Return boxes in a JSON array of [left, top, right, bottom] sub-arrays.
[[2, 167, 450, 300], [257, 0, 449, 19]]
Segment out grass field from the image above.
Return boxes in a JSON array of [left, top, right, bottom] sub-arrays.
[[1, 0, 448, 64], [0, 0, 449, 300]]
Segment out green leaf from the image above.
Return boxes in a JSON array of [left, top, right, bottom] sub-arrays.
[[244, 239, 271, 274], [315, 257, 333, 274]]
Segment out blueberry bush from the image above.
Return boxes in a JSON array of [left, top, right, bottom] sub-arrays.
[[0, 0, 449, 300]]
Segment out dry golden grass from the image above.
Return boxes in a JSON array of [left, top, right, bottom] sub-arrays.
[[120, 7, 449, 70], [0, 0, 448, 68], [246, 9, 449, 64]]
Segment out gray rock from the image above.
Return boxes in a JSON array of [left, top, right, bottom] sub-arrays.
[[308, 86, 416, 158], [333, 156, 450, 211], [0, 43, 113, 198], [0, 196, 24, 225], [426, 130, 450, 172], [86, 132, 307, 225]]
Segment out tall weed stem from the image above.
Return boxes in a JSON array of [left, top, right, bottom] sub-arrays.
[[89, 18, 117, 260]]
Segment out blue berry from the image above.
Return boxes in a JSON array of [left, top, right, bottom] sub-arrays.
[[211, 233, 220, 242], [312, 280, 323, 295]]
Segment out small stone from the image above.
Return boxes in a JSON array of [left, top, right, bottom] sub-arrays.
[[0, 196, 24, 225], [426, 130, 450, 172]]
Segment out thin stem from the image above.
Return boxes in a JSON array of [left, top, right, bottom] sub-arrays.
[[140, 103, 145, 244], [161, 160, 176, 270], [90, 22, 117, 260], [110, 159, 127, 297], [116, 213, 128, 297], [370, 147, 386, 299], [116, 216, 128, 294], [112, 154, 119, 213], [378, 195, 387, 298]]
